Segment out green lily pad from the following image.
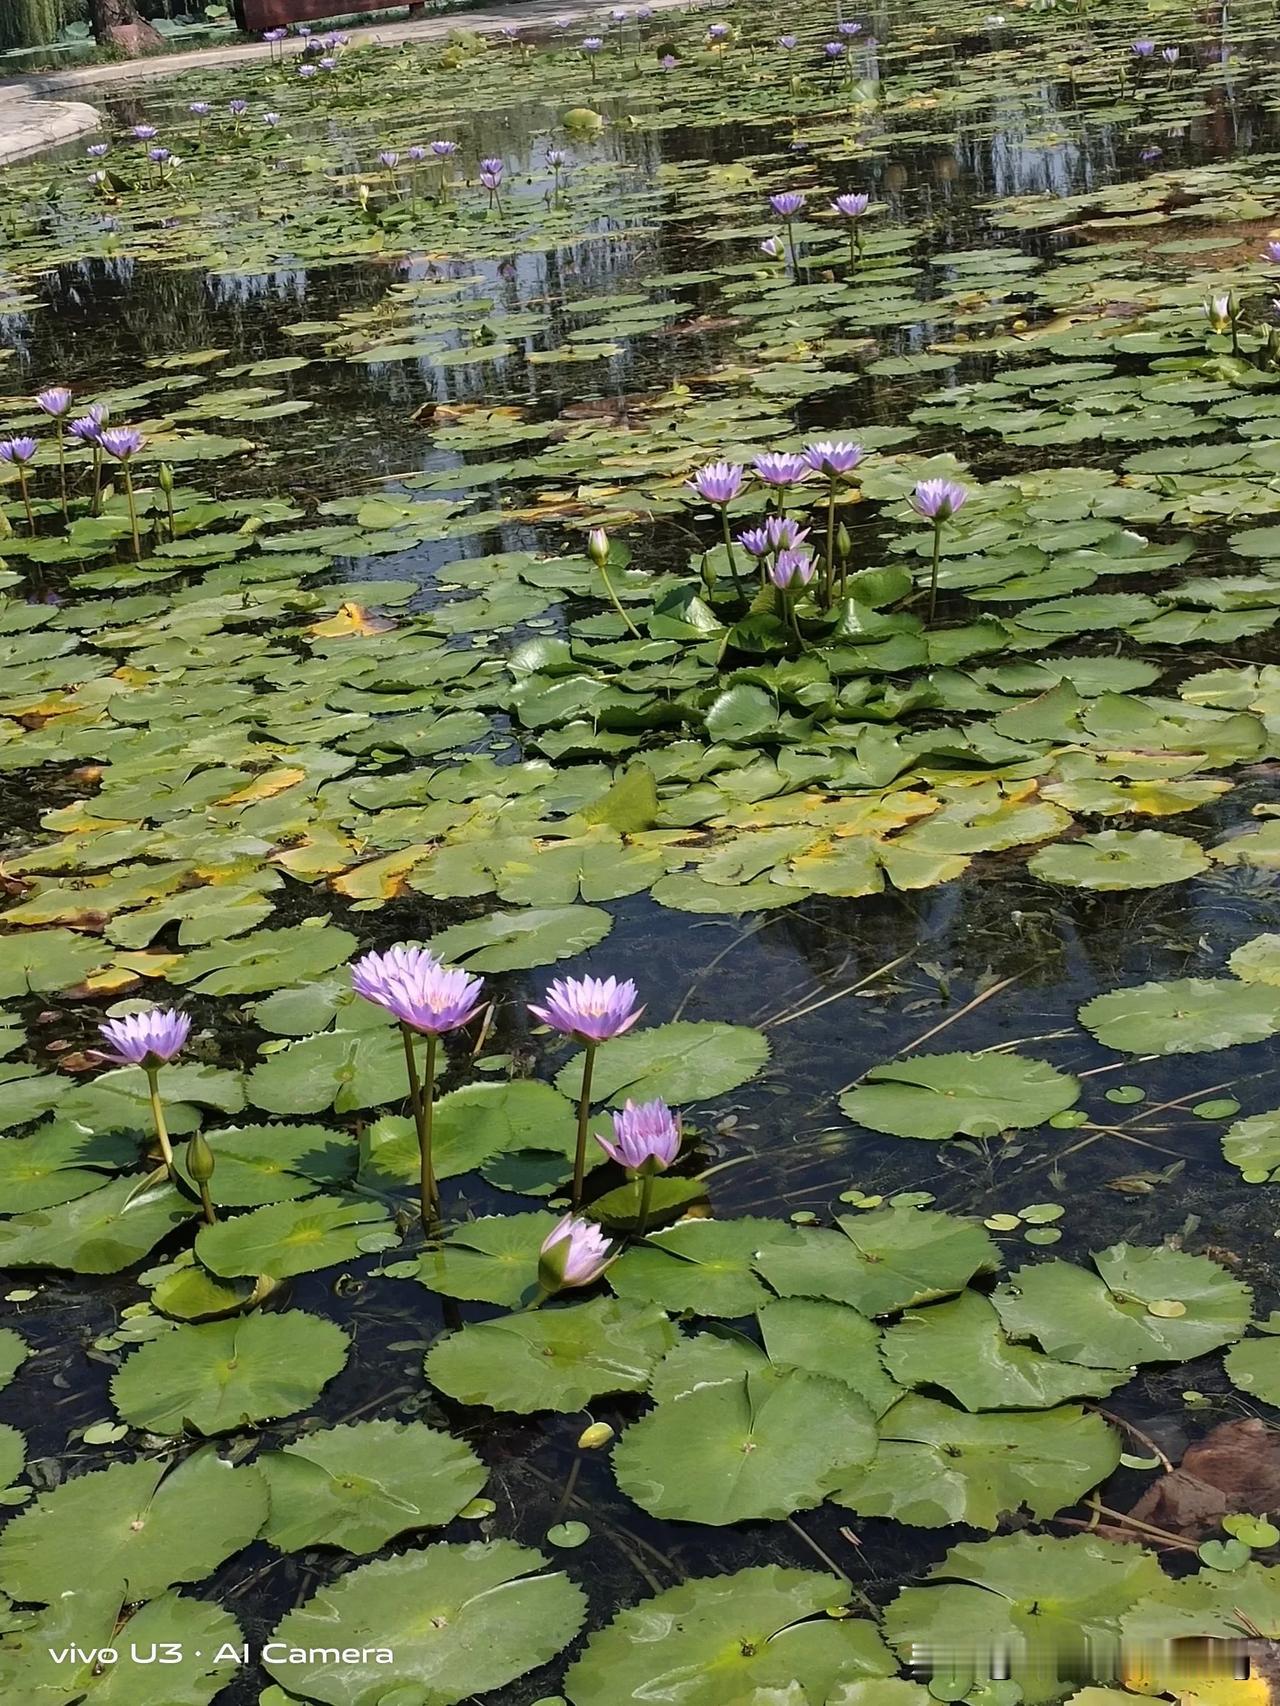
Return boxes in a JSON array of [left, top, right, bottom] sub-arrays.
[[0, 1328, 30, 1390], [839, 1051, 1079, 1141], [756, 1296, 902, 1417], [614, 1362, 877, 1523], [171, 923, 357, 996], [359, 1081, 575, 1191], [111, 1310, 349, 1435], [993, 1245, 1252, 1369], [426, 1297, 675, 1413], [173, 1122, 356, 1206], [0, 1448, 266, 1603], [1222, 1109, 1280, 1183], [0, 1178, 195, 1274], [607, 1217, 794, 1317], [1079, 978, 1280, 1055], [1224, 1337, 1280, 1404], [428, 905, 613, 970], [194, 1194, 393, 1279], [880, 1291, 1127, 1410], [259, 1419, 487, 1554], [565, 1566, 895, 1706], [753, 1205, 999, 1316], [265, 1541, 586, 1706], [1027, 830, 1209, 890], [415, 1211, 560, 1306], [833, 1396, 1121, 1528], [0, 1124, 136, 1215]]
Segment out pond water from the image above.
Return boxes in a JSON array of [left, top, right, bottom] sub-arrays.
[[1, 3, 1280, 1703]]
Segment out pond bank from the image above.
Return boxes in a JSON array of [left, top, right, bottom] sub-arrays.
[[0, 0, 691, 163]]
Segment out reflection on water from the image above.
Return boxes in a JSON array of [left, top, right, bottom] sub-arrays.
[[4, 7, 1280, 1700]]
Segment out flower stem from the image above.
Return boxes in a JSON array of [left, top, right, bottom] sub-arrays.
[[597, 554, 643, 638], [123, 463, 140, 561], [928, 518, 942, 622], [90, 446, 102, 517], [198, 1179, 216, 1225], [17, 467, 34, 535], [635, 1171, 655, 1239], [401, 1023, 438, 1229], [144, 1066, 175, 1177], [824, 481, 837, 607], [719, 509, 747, 597], [56, 438, 67, 520], [572, 1042, 597, 1209]]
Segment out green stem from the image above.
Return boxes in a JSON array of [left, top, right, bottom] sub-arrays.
[[144, 1066, 175, 1176], [598, 555, 643, 639], [17, 467, 34, 535], [635, 1171, 655, 1240], [786, 216, 799, 282], [90, 446, 102, 517], [421, 1033, 438, 1231], [123, 463, 140, 561], [572, 1043, 597, 1209], [928, 518, 942, 622], [824, 481, 837, 608], [56, 438, 67, 520], [198, 1179, 216, 1225], [164, 485, 177, 543], [719, 508, 747, 597]]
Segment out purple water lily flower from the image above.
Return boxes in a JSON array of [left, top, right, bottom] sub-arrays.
[[406, 145, 428, 162], [430, 139, 459, 156], [754, 450, 811, 488], [298, 63, 318, 78], [686, 460, 745, 505], [547, 147, 569, 170], [365, 959, 484, 1035], [825, 41, 846, 58], [351, 943, 440, 1008], [1140, 145, 1163, 163], [838, 19, 862, 34], [228, 99, 249, 116], [319, 56, 338, 70], [67, 411, 105, 444], [36, 387, 73, 418], [911, 477, 968, 521], [539, 1214, 613, 1291], [737, 525, 771, 557], [0, 437, 37, 465], [98, 1007, 190, 1067], [599, 1097, 681, 1171], [264, 26, 287, 41], [659, 53, 678, 69], [189, 102, 211, 117], [1162, 45, 1179, 63], [130, 124, 158, 141], [1263, 240, 1280, 265], [769, 189, 805, 217], [529, 974, 642, 1042], [87, 142, 109, 158], [379, 149, 400, 168], [263, 112, 281, 127], [832, 192, 870, 218], [1131, 39, 1155, 56], [760, 234, 785, 259], [765, 514, 811, 551], [148, 146, 171, 164], [803, 439, 863, 477], [708, 22, 730, 39], [480, 169, 503, 192], [637, 6, 653, 18], [480, 157, 504, 180], [99, 426, 145, 460], [582, 35, 604, 51], [778, 33, 797, 47], [771, 547, 816, 587]]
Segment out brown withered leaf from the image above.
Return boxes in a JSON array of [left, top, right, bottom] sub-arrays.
[[1106, 1420, 1280, 1541]]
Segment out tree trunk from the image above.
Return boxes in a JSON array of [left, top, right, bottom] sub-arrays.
[[88, 0, 164, 53]]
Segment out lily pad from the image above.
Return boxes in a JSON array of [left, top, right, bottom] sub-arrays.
[[1224, 1338, 1280, 1405], [259, 1419, 487, 1554], [1079, 979, 1280, 1055], [607, 1217, 794, 1317], [415, 1211, 560, 1306], [426, 1296, 675, 1413], [266, 1541, 583, 1705], [1027, 830, 1209, 890], [840, 1052, 1079, 1141], [0, 1178, 195, 1274], [111, 1310, 350, 1435], [194, 1194, 393, 1279], [1222, 1108, 1280, 1183], [555, 1021, 770, 1107], [428, 905, 612, 970]]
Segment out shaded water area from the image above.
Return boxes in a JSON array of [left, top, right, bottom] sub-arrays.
[[2, 0, 1280, 1702]]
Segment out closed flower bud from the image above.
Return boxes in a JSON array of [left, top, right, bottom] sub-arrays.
[[577, 1421, 615, 1450], [836, 522, 853, 559], [186, 1131, 215, 1184], [157, 462, 175, 493], [587, 527, 610, 568]]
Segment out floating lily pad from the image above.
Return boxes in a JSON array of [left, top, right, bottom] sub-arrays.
[[415, 1211, 560, 1306], [173, 1122, 356, 1206], [1079, 979, 1280, 1056], [756, 1296, 902, 1417], [265, 1541, 586, 1706], [607, 1217, 794, 1317], [565, 1566, 895, 1706], [0, 1178, 195, 1274], [0, 1123, 135, 1215], [428, 906, 613, 970], [834, 1396, 1120, 1528], [1222, 1109, 1280, 1183], [840, 1052, 1079, 1141], [753, 1205, 999, 1316], [0, 1449, 266, 1603], [259, 1419, 487, 1554], [555, 1021, 770, 1107], [111, 1310, 349, 1435], [0, 1328, 29, 1390], [195, 1194, 393, 1279], [426, 1297, 675, 1413], [993, 1245, 1252, 1369], [1224, 1338, 1280, 1405], [1027, 830, 1210, 890]]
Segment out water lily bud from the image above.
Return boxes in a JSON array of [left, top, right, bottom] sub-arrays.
[[587, 527, 610, 568], [577, 1421, 615, 1450], [156, 462, 175, 494], [836, 522, 853, 560], [185, 1130, 215, 1184]]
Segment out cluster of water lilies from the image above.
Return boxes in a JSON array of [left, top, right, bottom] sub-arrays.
[[676, 441, 969, 623], [105, 954, 681, 1289], [764, 187, 875, 278], [0, 388, 153, 558]]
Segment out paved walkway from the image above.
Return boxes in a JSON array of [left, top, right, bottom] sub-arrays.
[[0, 0, 693, 165]]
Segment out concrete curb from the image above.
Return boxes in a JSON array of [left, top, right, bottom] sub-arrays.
[[0, 89, 103, 163]]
